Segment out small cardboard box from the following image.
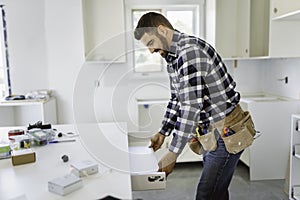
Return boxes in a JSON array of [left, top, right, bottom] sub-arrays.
[[11, 149, 36, 166], [0, 143, 10, 153], [48, 174, 83, 196], [70, 160, 98, 177], [0, 143, 11, 159]]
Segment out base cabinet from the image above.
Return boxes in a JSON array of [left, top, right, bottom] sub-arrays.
[[0, 98, 57, 126], [289, 115, 300, 200], [240, 97, 299, 180], [133, 99, 202, 163]]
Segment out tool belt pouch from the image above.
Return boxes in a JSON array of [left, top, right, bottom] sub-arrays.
[[198, 130, 217, 152], [222, 111, 255, 154], [188, 138, 203, 155]]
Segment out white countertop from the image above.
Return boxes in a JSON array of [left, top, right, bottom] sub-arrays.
[[0, 123, 132, 200], [240, 92, 298, 103]]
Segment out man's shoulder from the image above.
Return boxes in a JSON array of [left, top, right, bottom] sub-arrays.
[[177, 35, 221, 64], [176, 34, 212, 54], [177, 33, 206, 47]]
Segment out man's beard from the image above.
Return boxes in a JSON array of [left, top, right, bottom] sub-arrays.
[[154, 34, 170, 58], [154, 48, 168, 58]]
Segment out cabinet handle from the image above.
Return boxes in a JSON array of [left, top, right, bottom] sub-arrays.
[[273, 7, 278, 14]]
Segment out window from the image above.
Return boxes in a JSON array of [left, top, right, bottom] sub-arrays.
[[132, 9, 162, 72], [0, 5, 10, 99], [0, 41, 5, 98], [126, 0, 204, 73], [0, 7, 5, 98]]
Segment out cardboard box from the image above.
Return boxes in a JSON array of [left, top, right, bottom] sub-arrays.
[[70, 160, 98, 177], [48, 174, 83, 196], [0, 143, 11, 159], [0, 143, 10, 153], [11, 149, 36, 166]]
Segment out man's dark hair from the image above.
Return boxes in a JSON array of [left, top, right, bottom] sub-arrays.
[[134, 12, 174, 40]]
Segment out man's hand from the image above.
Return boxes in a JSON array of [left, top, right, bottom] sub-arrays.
[[158, 151, 178, 177], [149, 132, 166, 152]]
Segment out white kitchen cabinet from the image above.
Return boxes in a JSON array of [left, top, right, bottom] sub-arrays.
[[0, 98, 57, 126], [289, 114, 300, 200], [239, 94, 299, 180], [205, 0, 269, 58], [81, 0, 126, 62], [131, 99, 202, 163], [270, 0, 300, 20], [269, 0, 300, 58]]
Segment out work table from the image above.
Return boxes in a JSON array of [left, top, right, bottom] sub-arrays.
[[0, 123, 132, 200]]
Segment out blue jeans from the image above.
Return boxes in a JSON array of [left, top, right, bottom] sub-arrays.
[[195, 130, 243, 200]]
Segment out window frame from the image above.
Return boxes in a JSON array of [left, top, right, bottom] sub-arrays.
[[131, 8, 164, 73], [0, 7, 7, 98], [125, 0, 205, 75]]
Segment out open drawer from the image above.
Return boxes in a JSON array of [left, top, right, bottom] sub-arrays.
[[129, 146, 166, 191]]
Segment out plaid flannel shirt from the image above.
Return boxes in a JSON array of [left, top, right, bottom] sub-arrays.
[[159, 30, 240, 154]]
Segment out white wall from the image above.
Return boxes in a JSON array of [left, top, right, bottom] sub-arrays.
[[228, 57, 300, 100], [264, 58, 300, 99], [1, 0, 48, 95], [44, 0, 85, 123], [224, 59, 265, 95], [73, 60, 170, 132], [3, 0, 300, 127]]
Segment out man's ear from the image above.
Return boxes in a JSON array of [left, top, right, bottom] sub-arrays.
[[157, 25, 168, 37]]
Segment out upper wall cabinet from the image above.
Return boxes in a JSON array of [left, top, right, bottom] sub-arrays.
[[269, 0, 300, 57], [205, 0, 270, 59], [82, 0, 126, 62], [270, 0, 300, 20]]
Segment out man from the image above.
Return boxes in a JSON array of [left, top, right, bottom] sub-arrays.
[[134, 12, 252, 200]]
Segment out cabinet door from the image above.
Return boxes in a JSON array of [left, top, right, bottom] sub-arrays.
[[289, 116, 300, 199], [82, 0, 126, 62], [249, 0, 270, 57], [271, 0, 300, 20], [207, 0, 250, 58], [206, 0, 269, 59], [269, 20, 300, 57], [269, 0, 300, 57]]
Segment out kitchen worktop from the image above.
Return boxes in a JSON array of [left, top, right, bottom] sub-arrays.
[[240, 92, 297, 103]]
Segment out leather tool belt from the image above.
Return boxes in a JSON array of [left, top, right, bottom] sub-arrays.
[[189, 104, 256, 155]]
